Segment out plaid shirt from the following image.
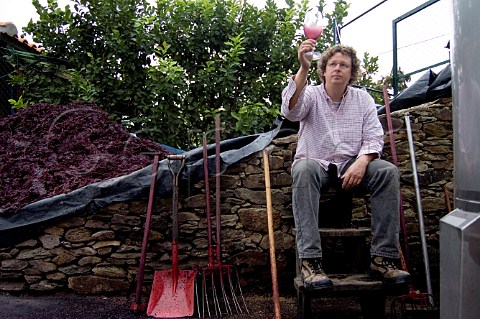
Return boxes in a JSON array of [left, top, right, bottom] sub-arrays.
[[281, 77, 384, 174]]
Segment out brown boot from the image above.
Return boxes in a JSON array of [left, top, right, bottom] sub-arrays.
[[370, 256, 411, 284], [301, 258, 333, 289]]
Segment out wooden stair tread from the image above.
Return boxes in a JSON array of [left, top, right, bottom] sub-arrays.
[[294, 273, 383, 292], [293, 227, 371, 237], [319, 227, 370, 237]]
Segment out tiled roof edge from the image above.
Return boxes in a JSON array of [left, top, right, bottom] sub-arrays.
[[0, 21, 44, 53]]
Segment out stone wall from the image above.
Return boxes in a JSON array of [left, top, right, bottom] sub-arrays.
[[0, 98, 453, 295]]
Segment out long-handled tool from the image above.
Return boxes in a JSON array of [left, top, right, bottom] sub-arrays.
[[263, 149, 281, 319], [131, 153, 160, 311], [382, 85, 411, 265], [383, 84, 436, 316], [444, 186, 452, 212], [200, 114, 249, 317], [216, 115, 249, 316], [390, 114, 436, 318], [147, 154, 197, 318], [405, 114, 434, 305], [200, 132, 223, 318]]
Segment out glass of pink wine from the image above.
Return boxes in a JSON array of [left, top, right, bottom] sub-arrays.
[[303, 7, 324, 60]]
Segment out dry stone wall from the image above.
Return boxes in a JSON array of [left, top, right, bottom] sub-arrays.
[[0, 98, 453, 295]]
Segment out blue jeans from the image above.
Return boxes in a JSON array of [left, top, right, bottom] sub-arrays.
[[292, 158, 401, 260]]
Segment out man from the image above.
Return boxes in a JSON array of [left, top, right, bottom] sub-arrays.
[[281, 41, 411, 289]]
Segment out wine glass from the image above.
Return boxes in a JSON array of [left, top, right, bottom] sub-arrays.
[[303, 7, 324, 60]]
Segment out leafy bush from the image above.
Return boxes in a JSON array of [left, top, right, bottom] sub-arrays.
[[13, 0, 399, 149]]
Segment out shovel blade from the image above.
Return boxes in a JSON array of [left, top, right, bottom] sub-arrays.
[[147, 269, 197, 318]]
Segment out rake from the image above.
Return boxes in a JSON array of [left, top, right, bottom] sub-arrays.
[[199, 115, 249, 318]]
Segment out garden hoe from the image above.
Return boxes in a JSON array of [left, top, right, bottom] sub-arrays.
[[147, 154, 197, 318]]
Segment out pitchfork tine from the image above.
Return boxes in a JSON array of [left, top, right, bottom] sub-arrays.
[[201, 271, 209, 318], [219, 270, 233, 315], [202, 270, 223, 319], [234, 266, 249, 314], [212, 272, 222, 317], [226, 266, 242, 314]]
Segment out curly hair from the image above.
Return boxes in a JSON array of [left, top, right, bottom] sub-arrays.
[[316, 44, 361, 85]]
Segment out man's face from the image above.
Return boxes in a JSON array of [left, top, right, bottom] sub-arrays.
[[324, 52, 352, 87]]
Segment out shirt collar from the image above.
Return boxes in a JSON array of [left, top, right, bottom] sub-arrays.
[[320, 83, 350, 101]]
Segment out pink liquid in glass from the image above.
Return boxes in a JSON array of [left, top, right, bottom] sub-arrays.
[[304, 25, 323, 40]]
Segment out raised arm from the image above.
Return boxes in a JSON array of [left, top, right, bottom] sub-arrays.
[[289, 39, 317, 109]]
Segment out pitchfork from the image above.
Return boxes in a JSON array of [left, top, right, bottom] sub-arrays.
[[199, 116, 249, 318]]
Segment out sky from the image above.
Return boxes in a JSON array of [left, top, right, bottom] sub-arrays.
[[1, 0, 451, 84], [339, 0, 451, 82]]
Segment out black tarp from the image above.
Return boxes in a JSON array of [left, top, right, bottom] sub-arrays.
[[377, 64, 452, 115], [0, 120, 295, 247]]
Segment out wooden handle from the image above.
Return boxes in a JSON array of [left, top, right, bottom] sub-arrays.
[[263, 149, 281, 319], [444, 186, 452, 212]]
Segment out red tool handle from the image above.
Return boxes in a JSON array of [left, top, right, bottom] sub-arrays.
[[132, 154, 159, 310], [172, 242, 179, 293], [215, 115, 222, 265], [202, 133, 215, 266], [167, 155, 186, 293], [382, 85, 410, 266]]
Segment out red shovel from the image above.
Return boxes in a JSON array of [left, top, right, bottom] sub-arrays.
[[147, 154, 197, 318]]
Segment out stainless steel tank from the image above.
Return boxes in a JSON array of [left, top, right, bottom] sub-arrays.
[[440, 0, 480, 318]]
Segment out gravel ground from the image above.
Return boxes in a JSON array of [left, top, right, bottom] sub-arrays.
[[0, 291, 402, 319]]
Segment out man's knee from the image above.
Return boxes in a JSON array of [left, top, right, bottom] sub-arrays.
[[292, 159, 318, 179], [380, 161, 399, 179], [368, 160, 400, 185], [292, 159, 322, 188]]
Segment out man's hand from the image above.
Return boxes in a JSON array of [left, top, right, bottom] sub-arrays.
[[341, 154, 376, 190], [298, 39, 316, 69]]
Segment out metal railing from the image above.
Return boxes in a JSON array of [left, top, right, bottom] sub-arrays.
[[392, 0, 449, 95], [334, 0, 450, 96]]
